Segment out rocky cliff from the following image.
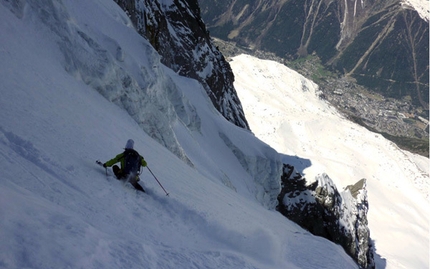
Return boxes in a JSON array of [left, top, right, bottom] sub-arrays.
[[277, 164, 374, 269], [198, 0, 429, 113], [113, 0, 250, 130]]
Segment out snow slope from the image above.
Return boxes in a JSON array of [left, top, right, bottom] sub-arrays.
[[402, 0, 430, 21], [0, 0, 359, 269], [231, 54, 430, 269]]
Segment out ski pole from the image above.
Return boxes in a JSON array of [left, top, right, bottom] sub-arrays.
[[147, 166, 169, 196], [96, 160, 108, 177]]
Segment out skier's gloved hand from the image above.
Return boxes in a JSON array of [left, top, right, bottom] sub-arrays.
[[103, 163, 107, 168]]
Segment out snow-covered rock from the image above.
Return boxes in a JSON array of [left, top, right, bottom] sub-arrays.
[[277, 165, 374, 269]]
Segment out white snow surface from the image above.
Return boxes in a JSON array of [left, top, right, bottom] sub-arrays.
[[402, 0, 430, 21], [0, 0, 357, 269], [231, 54, 430, 269]]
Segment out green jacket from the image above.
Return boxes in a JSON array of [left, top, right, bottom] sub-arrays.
[[105, 151, 147, 170]]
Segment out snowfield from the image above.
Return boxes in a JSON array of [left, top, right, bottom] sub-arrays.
[[402, 0, 430, 21], [231, 54, 429, 269], [0, 0, 428, 269]]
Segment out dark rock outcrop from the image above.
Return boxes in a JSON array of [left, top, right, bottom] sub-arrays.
[[113, 0, 250, 130], [277, 164, 375, 269]]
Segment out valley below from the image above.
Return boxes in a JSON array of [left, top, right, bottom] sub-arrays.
[[214, 38, 429, 157]]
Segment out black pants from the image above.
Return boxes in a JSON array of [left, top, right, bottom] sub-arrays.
[[112, 165, 145, 192]]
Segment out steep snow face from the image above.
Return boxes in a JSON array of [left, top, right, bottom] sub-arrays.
[[231, 54, 429, 269], [3, 0, 195, 164], [1, 0, 279, 204]]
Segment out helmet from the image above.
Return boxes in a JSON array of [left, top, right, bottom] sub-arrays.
[[125, 139, 134, 149]]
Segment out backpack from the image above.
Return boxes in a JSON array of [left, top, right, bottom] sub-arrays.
[[122, 149, 141, 176]]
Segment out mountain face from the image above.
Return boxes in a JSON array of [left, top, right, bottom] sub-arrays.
[[85, 1, 375, 266], [277, 165, 374, 269], [197, 0, 429, 112], [113, 0, 250, 130], [3, 0, 372, 266]]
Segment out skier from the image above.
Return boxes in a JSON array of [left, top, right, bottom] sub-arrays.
[[102, 139, 147, 192]]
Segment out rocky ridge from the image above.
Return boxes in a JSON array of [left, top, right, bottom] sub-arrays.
[[277, 164, 375, 269], [113, 0, 250, 130]]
